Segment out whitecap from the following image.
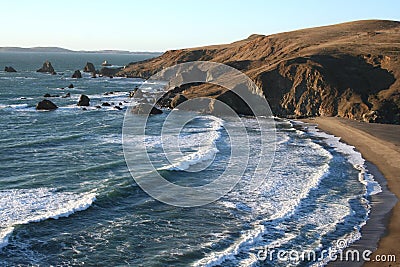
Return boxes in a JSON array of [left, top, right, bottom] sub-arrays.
[[303, 123, 382, 196], [0, 188, 96, 249], [158, 116, 224, 171]]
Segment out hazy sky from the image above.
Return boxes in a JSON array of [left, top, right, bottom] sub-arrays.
[[1, 0, 399, 52]]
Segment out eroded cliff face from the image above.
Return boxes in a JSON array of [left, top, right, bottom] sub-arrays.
[[118, 20, 400, 124], [255, 54, 396, 122]]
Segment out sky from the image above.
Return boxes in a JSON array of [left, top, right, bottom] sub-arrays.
[[0, 0, 399, 52]]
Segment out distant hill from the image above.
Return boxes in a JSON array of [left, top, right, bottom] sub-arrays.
[[0, 47, 161, 55], [118, 19, 400, 124], [0, 47, 73, 53]]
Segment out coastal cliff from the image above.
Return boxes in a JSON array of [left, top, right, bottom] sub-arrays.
[[118, 20, 400, 124]]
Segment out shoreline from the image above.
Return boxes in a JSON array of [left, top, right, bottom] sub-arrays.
[[299, 117, 399, 266]]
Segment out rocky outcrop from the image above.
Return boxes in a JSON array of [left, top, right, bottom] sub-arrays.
[[72, 70, 82, 78], [99, 67, 122, 77], [37, 61, 56, 74], [4, 66, 17, 72], [68, 83, 74, 88], [43, 93, 59, 97], [83, 62, 96, 73], [170, 94, 188, 108], [131, 103, 162, 115], [36, 99, 58, 110], [77, 94, 90, 106], [118, 20, 400, 124]]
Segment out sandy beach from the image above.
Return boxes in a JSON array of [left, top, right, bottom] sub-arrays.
[[301, 117, 400, 266]]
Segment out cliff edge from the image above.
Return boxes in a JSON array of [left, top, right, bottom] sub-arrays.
[[118, 20, 400, 124]]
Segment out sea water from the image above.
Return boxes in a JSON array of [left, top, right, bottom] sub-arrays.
[[0, 52, 380, 266]]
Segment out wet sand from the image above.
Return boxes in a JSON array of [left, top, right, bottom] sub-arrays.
[[300, 117, 399, 266]]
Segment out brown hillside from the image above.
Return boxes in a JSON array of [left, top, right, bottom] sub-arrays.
[[118, 20, 400, 124]]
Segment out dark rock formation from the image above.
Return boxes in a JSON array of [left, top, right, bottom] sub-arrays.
[[83, 62, 96, 73], [131, 103, 163, 115], [114, 106, 122, 110], [68, 83, 74, 88], [37, 61, 56, 74], [72, 70, 82, 78], [170, 94, 188, 108], [77, 94, 90, 106], [118, 20, 400, 124], [91, 72, 97, 78], [43, 93, 59, 97], [36, 99, 58, 110], [4, 66, 17, 72], [62, 92, 71, 98], [101, 102, 111, 106], [99, 67, 122, 77]]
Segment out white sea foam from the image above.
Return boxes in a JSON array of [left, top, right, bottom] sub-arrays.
[[159, 116, 224, 171], [194, 120, 334, 266], [0, 103, 34, 112], [291, 120, 382, 265], [193, 224, 266, 267], [302, 122, 382, 196], [8, 104, 28, 109], [0, 188, 96, 250]]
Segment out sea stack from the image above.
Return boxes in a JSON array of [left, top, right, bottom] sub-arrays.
[[4, 66, 17, 72], [83, 62, 96, 73], [77, 94, 90, 106], [71, 70, 82, 78], [37, 61, 56, 74], [36, 99, 58, 110]]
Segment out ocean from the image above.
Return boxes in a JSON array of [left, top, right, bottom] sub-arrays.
[[0, 52, 381, 266]]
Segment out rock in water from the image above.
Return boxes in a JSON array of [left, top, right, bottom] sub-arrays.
[[91, 72, 97, 78], [36, 99, 58, 110], [37, 61, 56, 74], [68, 83, 74, 88], [72, 70, 82, 78], [43, 93, 59, 97], [77, 94, 90, 106], [83, 62, 96, 73], [131, 103, 162, 115], [99, 67, 122, 77], [4, 66, 17, 72]]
